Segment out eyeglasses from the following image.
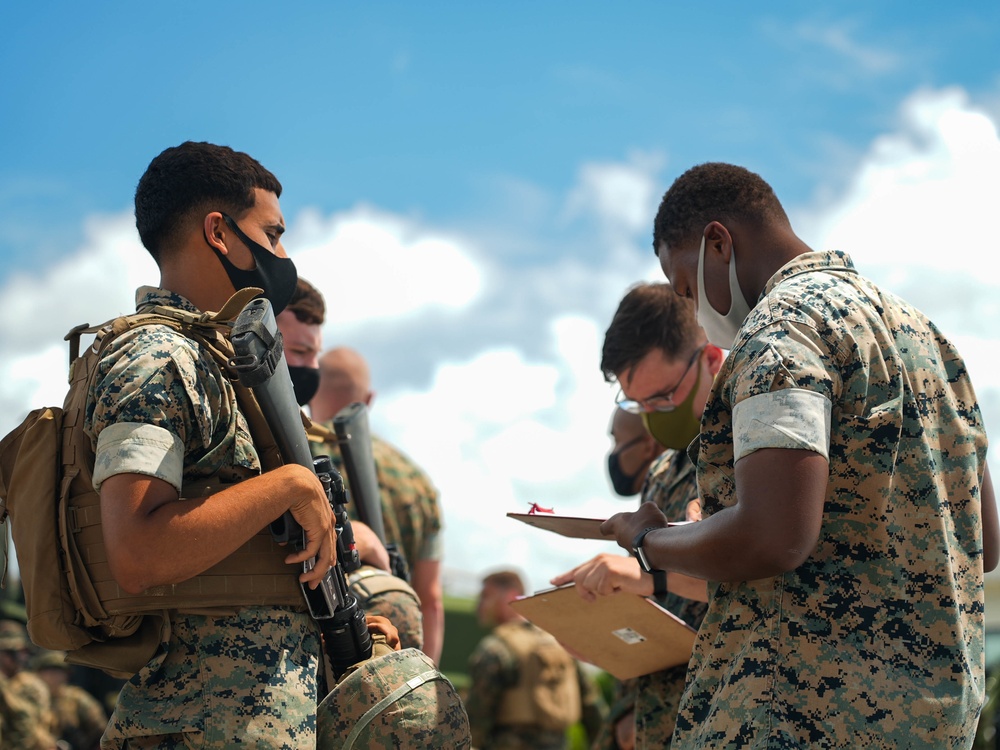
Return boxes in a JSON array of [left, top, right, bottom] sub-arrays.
[[615, 344, 706, 414]]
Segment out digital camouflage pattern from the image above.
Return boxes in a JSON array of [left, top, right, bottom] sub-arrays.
[[593, 449, 706, 750], [465, 621, 604, 750], [347, 565, 424, 651], [319, 430, 443, 570], [0, 670, 58, 750], [50, 683, 109, 750], [86, 288, 319, 749], [102, 608, 320, 749], [675, 251, 989, 748], [30, 649, 109, 750], [317, 644, 470, 750], [636, 449, 706, 750]]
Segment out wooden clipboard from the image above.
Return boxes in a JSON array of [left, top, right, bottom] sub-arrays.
[[510, 583, 697, 680], [506, 512, 611, 540]]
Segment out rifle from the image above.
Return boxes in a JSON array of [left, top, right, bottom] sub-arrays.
[[332, 402, 410, 582], [229, 297, 372, 678]]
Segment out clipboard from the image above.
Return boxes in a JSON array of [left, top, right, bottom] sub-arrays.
[[506, 512, 610, 540], [510, 583, 697, 680], [507, 512, 693, 541]]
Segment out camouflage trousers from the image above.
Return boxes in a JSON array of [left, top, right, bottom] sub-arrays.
[[100, 608, 321, 749]]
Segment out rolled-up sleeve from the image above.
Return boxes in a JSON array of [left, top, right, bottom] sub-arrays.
[[93, 421, 184, 492], [733, 388, 832, 462]]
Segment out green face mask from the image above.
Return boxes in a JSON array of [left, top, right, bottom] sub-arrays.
[[640, 365, 703, 450]]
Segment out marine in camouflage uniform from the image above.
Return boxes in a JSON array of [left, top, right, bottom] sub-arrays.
[[313, 427, 444, 657], [466, 621, 604, 750], [0, 670, 58, 750], [634, 449, 707, 749], [592, 449, 708, 750], [670, 249, 991, 747], [32, 649, 110, 750], [86, 288, 321, 749], [319, 432, 444, 590]]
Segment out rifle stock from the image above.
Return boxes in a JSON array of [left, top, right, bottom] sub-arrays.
[[333, 403, 410, 582]]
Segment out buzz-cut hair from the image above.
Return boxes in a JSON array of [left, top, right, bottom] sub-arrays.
[[481, 570, 525, 596], [601, 282, 700, 382], [134, 141, 282, 263], [652, 162, 789, 255]]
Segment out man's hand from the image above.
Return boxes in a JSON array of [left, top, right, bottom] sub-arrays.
[[282, 464, 338, 589], [351, 521, 392, 571], [550, 553, 650, 602], [599, 501, 668, 554], [365, 615, 401, 651], [615, 711, 636, 750]]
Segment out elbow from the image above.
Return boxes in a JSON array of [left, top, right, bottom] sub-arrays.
[[106, 547, 160, 595]]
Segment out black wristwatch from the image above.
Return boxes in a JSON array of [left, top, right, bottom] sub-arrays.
[[632, 526, 668, 596]]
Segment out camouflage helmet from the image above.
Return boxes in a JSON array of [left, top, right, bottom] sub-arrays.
[[318, 646, 471, 750]]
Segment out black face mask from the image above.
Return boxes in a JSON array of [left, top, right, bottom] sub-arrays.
[[288, 366, 320, 407], [607, 450, 644, 497], [211, 213, 298, 314]]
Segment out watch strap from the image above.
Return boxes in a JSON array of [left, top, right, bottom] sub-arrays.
[[652, 569, 668, 597]]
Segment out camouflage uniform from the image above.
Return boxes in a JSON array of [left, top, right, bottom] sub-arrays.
[[0, 670, 58, 750], [85, 288, 320, 749], [636, 450, 706, 749], [596, 450, 707, 749], [466, 621, 604, 750], [31, 650, 110, 750], [674, 251, 989, 748], [346, 566, 424, 651], [320, 430, 443, 574]]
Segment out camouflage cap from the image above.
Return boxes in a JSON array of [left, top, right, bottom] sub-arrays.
[[0, 618, 28, 651], [317, 647, 471, 750]]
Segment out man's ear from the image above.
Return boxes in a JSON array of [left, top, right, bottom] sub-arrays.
[[204, 212, 230, 255], [705, 343, 726, 375], [704, 221, 734, 263], [364, 390, 375, 407]]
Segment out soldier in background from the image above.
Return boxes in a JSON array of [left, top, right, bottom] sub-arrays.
[[278, 279, 425, 651], [466, 570, 604, 750], [0, 619, 57, 748], [555, 284, 719, 748], [606, 406, 665, 498], [30, 650, 108, 750], [310, 346, 446, 663]]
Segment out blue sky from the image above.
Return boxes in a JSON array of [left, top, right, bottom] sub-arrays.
[[3, 3, 1000, 594]]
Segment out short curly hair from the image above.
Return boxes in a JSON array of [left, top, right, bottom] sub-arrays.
[[135, 141, 282, 263], [652, 162, 789, 255], [600, 282, 699, 382]]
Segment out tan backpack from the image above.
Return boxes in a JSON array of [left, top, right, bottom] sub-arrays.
[[0, 289, 299, 676], [493, 621, 582, 731]]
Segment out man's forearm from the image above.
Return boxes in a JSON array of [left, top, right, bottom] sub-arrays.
[[101, 464, 322, 593], [413, 559, 444, 663]]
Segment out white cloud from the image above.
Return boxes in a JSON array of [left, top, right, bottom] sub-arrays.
[[793, 20, 901, 75], [563, 150, 665, 242], [287, 205, 485, 330]]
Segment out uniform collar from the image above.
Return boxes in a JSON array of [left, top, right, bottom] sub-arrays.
[[135, 285, 201, 314], [762, 250, 856, 298]]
